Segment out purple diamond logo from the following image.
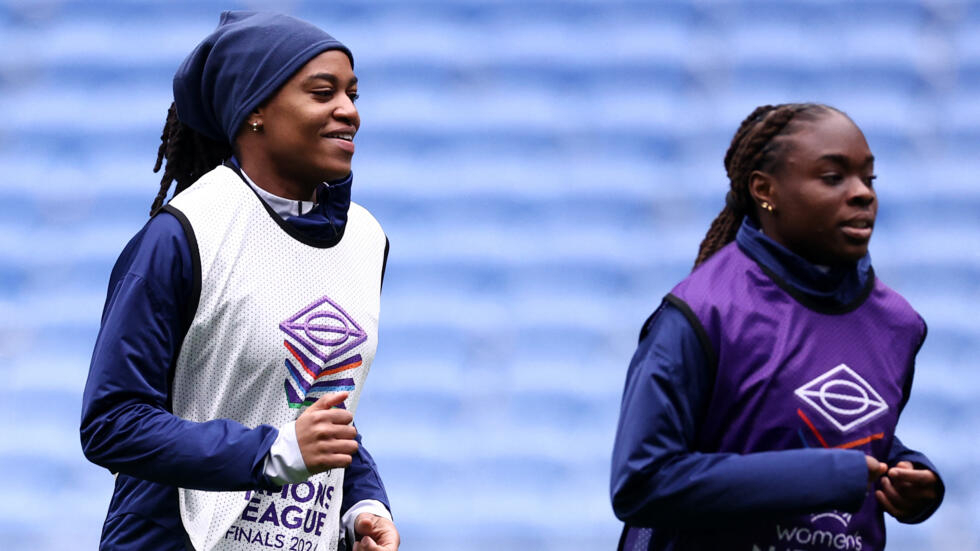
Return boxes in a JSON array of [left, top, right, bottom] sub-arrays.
[[279, 295, 366, 364]]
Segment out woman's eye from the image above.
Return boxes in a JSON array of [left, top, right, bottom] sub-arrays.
[[312, 90, 335, 98], [864, 175, 877, 187], [348, 92, 360, 103], [821, 173, 843, 185]]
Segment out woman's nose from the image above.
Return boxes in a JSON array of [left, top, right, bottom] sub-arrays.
[[848, 176, 876, 206]]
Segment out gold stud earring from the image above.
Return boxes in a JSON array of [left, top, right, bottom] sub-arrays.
[[760, 201, 774, 212], [250, 121, 263, 133]]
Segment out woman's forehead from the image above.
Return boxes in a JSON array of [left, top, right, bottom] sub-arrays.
[[784, 112, 872, 165], [295, 50, 355, 80]]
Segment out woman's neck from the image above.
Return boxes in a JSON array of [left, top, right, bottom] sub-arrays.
[[233, 143, 324, 200], [236, 160, 318, 201], [237, 166, 319, 218]]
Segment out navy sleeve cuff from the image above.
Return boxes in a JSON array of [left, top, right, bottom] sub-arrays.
[[341, 428, 390, 516]]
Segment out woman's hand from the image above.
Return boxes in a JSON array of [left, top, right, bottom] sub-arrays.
[[865, 455, 887, 486], [295, 392, 358, 474], [353, 513, 400, 551], [876, 461, 941, 523]]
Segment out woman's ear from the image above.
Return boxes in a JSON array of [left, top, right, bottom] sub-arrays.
[[236, 107, 266, 149], [748, 170, 776, 211], [247, 105, 265, 127]]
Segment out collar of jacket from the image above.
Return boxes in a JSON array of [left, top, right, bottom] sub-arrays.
[[735, 216, 872, 307]]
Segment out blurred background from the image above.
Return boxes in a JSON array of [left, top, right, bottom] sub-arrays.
[[0, 0, 977, 549]]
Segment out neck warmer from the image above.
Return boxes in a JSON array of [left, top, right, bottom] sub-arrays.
[[287, 174, 353, 241], [736, 216, 872, 306]]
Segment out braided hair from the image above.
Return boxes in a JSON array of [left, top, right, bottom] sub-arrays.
[[692, 103, 841, 268], [149, 102, 234, 215]]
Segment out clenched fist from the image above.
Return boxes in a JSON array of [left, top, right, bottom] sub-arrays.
[[295, 392, 358, 474], [876, 461, 942, 523], [865, 455, 887, 486], [353, 513, 400, 551]]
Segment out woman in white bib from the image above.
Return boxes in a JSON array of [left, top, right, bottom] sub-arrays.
[[81, 11, 398, 551]]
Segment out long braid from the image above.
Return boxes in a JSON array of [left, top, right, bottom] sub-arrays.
[[693, 103, 833, 268], [693, 105, 779, 267], [150, 102, 233, 215]]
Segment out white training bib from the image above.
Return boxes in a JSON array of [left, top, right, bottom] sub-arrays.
[[166, 165, 386, 551]]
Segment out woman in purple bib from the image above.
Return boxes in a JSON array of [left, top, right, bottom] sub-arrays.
[[610, 103, 943, 551]]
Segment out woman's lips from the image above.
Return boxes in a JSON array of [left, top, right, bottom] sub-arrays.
[[322, 128, 356, 154], [328, 137, 355, 154], [840, 219, 873, 241]]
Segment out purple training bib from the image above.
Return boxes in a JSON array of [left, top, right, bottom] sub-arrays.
[[633, 243, 925, 551]]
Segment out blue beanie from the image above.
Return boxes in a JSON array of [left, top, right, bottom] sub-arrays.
[[173, 11, 353, 144]]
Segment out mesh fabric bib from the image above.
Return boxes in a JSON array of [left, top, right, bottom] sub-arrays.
[[166, 166, 386, 551]]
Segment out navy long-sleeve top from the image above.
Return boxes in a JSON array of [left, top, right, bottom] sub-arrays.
[[80, 171, 389, 549], [610, 218, 943, 532]]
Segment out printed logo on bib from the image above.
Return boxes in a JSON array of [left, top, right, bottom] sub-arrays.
[[752, 510, 863, 550], [279, 295, 366, 408], [224, 483, 336, 550], [810, 511, 852, 528], [794, 364, 888, 433]]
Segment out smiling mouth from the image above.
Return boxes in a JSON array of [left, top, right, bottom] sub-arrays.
[[323, 132, 354, 141]]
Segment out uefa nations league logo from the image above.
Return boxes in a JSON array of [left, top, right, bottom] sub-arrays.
[[794, 364, 889, 433], [278, 295, 367, 408]]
